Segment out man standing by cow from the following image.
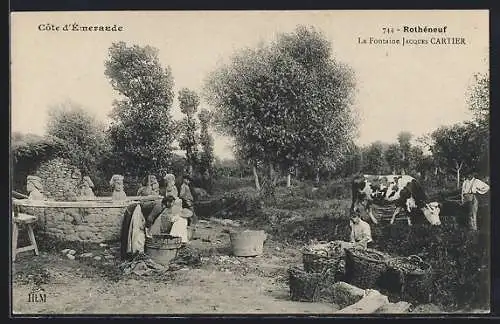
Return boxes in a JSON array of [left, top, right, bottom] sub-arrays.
[[461, 172, 490, 231]]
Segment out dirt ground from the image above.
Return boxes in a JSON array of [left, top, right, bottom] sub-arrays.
[[12, 220, 341, 315]]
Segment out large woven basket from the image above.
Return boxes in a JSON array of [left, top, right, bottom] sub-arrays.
[[386, 255, 433, 303], [302, 241, 349, 275], [287, 266, 337, 302], [344, 248, 391, 290]]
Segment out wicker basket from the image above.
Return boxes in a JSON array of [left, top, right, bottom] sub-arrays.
[[344, 248, 391, 290], [386, 255, 433, 303], [302, 241, 348, 275], [287, 266, 337, 302]]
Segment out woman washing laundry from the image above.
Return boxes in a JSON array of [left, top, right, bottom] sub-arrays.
[[146, 195, 193, 244], [120, 196, 176, 261], [120, 183, 193, 260]]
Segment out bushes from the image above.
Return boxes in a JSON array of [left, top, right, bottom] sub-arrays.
[[371, 221, 490, 310], [211, 177, 255, 194], [194, 186, 263, 220]]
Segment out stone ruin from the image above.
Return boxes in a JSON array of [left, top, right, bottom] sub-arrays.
[[34, 158, 80, 201]]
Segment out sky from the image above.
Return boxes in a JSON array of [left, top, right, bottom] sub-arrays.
[[11, 10, 489, 160]]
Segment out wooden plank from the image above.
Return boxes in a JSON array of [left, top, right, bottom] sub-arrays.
[[335, 289, 389, 314], [16, 245, 36, 253]]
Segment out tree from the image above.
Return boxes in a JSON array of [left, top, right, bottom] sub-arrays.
[[204, 25, 358, 189], [104, 42, 176, 178], [466, 72, 489, 176], [363, 141, 389, 174], [178, 88, 201, 175], [198, 109, 215, 177], [466, 72, 489, 127], [430, 123, 484, 188], [46, 100, 111, 177], [384, 143, 402, 174], [397, 131, 413, 174]]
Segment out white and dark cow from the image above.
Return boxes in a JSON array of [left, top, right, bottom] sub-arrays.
[[351, 174, 441, 226]]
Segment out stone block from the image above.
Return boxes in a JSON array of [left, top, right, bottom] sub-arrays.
[[332, 281, 366, 309], [78, 231, 93, 241], [53, 212, 66, 222], [336, 290, 389, 314], [376, 301, 412, 313]]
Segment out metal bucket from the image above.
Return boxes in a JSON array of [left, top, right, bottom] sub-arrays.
[[229, 230, 267, 257], [145, 233, 182, 266]]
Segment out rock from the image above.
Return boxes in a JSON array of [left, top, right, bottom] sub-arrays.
[[94, 256, 102, 261], [68, 250, 76, 255], [79, 252, 93, 258], [411, 303, 442, 313], [332, 281, 366, 309], [376, 301, 412, 314], [99, 243, 108, 247], [336, 290, 389, 314], [61, 249, 70, 254], [67, 254, 75, 260], [104, 255, 114, 260]]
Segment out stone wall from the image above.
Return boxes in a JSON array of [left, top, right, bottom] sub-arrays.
[[16, 197, 161, 243], [41, 206, 125, 242], [35, 158, 82, 201]]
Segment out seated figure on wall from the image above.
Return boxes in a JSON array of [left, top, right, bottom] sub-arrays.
[[150, 175, 160, 195], [137, 175, 160, 196], [163, 173, 178, 198], [26, 175, 46, 200], [179, 174, 197, 227], [137, 175, 153, 196], [120, 195, 176, 261], [110, 174, 127, 200], [79, 176, 96, 198]]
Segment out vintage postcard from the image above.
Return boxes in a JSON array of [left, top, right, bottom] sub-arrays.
[[10, 10, 490, 315]]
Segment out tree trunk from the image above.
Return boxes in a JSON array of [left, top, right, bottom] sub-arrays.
[[315, 169, 320, 184], [253, 165, 260, 191], [286, 173, 291, 188], [269, 163, 277, 186], [455, 161, 463, 189]]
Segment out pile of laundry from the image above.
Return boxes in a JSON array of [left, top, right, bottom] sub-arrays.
[[118, 252, 168, 276], [118, 246, 203, 276], [170, 245, 202, 268]]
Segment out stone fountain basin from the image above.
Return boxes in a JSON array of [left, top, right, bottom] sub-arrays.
[[13, 196, 163, 243]]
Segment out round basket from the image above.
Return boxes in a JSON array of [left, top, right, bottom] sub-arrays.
[[386, 255, 433, 303], [287, 266, 336, 302], [344, 248, 390, 290], [302, 241, 348, 274], [302, 252, 340, 272]]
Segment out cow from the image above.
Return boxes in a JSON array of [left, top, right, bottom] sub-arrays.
[[351, 174, 442, 226]]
